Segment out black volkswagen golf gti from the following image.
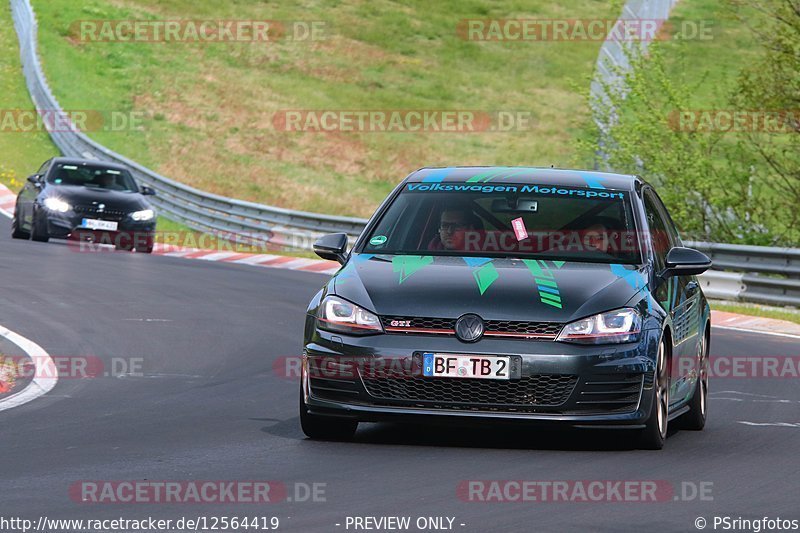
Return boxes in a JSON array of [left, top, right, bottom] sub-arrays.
[[12, 157, 157, 252], [302, 167, 712, 449]]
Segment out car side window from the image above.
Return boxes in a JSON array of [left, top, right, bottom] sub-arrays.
[[650, 190, 682, 247], [643, 189, 670, 272]]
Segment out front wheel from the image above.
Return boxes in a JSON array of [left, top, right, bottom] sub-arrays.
[[135, 234, 154, 254], [30, 209, 49, 242], [299, 387, 357, 440], [638, 339, 669, 450]]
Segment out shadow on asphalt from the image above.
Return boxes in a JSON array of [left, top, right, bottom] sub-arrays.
[[259, 417, 682, 451]]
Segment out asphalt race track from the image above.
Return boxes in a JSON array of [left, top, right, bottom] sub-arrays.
[[1, 216, 798, 533]]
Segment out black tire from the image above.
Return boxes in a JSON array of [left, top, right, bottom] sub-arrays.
[[638, 338, 669, 450], [11, 209, 30, 239], [30, 209, 49, 242], [299, 387, 357, 441], [135, 238, 154, 254], [682, 327, 709, 431]]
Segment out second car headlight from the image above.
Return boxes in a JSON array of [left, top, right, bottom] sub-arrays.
[[317, 295, 383, 335], [556, 308, 642, 344], [43, 197, 70, 213], [131, 209, 155, 221]]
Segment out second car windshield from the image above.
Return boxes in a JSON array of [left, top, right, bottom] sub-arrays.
[[361, 182, 641, 264], [47, 163, 139, 192]]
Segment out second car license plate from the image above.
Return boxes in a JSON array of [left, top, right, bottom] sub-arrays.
[[81, 219, 118, 231], [422, 353, 510, 380]]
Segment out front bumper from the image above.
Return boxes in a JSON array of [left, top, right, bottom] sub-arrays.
[[302, 324, 662, 428], [44, 211, 156, 241]]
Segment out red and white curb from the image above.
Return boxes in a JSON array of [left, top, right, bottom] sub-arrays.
[[711, 310, 800, 340], [0, 184, 16, 218], [152, 245, 341, 275], [0, 324, 58, 412]]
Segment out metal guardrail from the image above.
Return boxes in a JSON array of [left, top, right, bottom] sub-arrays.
[[10, 0, 368, 250], [687, 242, 800, 307]]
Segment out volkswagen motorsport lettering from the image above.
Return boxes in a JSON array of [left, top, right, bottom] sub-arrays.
[[407, 182, 626, 198]]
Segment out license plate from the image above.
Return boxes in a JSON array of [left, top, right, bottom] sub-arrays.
[[81, 219, 118, 231], [422, 353, 510, 380]]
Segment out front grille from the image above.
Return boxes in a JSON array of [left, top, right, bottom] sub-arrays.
[[362, 374, 578, 410], [381, 316, 562, 340], [73, 205, 128, 222], [484, 320, 562, 339], [566, 373, 644, 414]]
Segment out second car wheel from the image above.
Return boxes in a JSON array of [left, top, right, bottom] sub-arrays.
[[11, 208, 30, 239], [30, 209, 49, 243], [682, 327, 709, 431]]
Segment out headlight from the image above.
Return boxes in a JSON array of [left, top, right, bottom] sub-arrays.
[[556, 308, 641, 344], [131, 209, 155, 221], [317, 295, 383, 335], [43, 197, 70, 213]]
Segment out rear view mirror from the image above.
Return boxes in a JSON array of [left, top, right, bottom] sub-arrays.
[[27, 174, 41, 186], [490, 198, 538, 213], [313, 233, 349, 264], [661, 247, 712, 278], [140, 186, 157, 196]]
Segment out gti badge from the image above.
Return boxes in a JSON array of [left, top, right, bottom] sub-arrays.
[[455, 313, 484, 343]]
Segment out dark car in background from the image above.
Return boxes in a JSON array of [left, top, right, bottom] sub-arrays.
[[301, 166, 712, 449], [12, 157, 157, 253]]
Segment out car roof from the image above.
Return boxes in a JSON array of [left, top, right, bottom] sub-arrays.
[[49, 157, 129, 172], [406, 166, 641, 191]]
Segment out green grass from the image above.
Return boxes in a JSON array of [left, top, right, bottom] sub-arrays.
[[653, 1, 760, 107], [0, 2, 58, 190], [711, 301, 800, 326], [31, 0, 620, 218]]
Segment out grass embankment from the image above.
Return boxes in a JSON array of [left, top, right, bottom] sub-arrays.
[[32, 0, 618, 217]]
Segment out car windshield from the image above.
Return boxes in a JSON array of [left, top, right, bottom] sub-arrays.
[[360, 182, 641, 264], [47, 163, 140, 192]]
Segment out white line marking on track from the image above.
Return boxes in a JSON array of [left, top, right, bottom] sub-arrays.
[[0, 324, 58, 412], [712, 324, 800, 340], [738, 421, 800, 428]]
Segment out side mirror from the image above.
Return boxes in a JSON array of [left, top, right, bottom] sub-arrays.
[[27, 174, 41, 186], [313, 233, 349, 264], [660, 247, 712, 279], [140, 186, 157, 196]]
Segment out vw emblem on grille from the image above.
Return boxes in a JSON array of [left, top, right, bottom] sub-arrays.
[[455, 314, 484, 343], [97, 203, 105, 212]]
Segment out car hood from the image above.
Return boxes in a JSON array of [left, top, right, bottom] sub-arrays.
[[332, 254, 649, 323], [43, 186, 149, 211]]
